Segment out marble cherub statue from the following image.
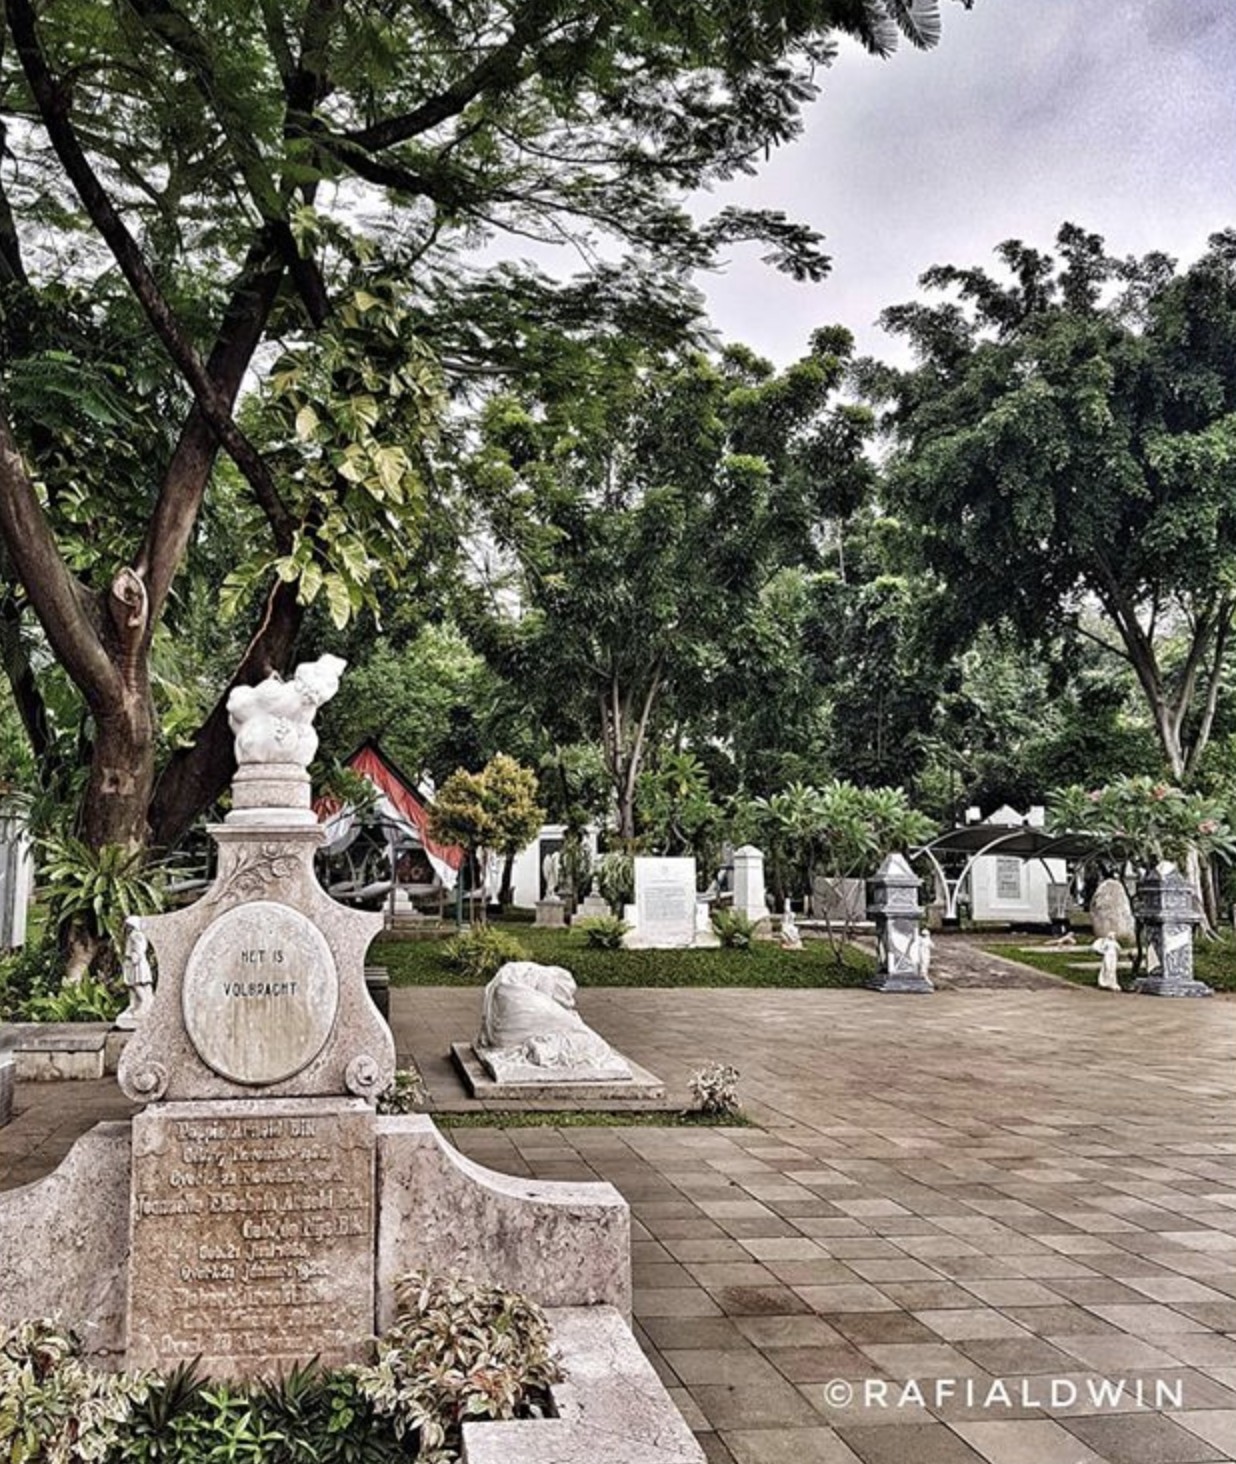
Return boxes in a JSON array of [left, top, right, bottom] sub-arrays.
[[226, 654, 346, 768], [780, 898, 803, 951], [116, 916, 154, 1030]]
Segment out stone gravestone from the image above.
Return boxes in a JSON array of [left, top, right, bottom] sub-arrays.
[[1090, 877, 1135, 944], [118, 656, 394, 1376], [732, 845, 768, 925], [628, 857, 697, 948]]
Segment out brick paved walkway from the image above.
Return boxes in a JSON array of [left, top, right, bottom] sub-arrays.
[[6, 979, 1236, 1463]]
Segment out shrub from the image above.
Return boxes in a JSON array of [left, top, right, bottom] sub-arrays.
[[353, 1271, 561, 1460], [22, 975, 124, 1024], [711, 909, 756, 949], [0, 939, 62, 1020], [689, 1062, 742, 1117], [576, 915, 629, 950], [376, 1067, 428, 1114], [594, 850, 634, 912], [0, 1318, 148, 1463], [442, 927, 529, 983]]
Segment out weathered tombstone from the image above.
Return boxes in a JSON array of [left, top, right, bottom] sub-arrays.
[[0, 810, 33, 950], [1132, 862, 1211, 998], [732, 845, 768, 925], [628, 857, 697, 948], [810, 873, 866, 926], [1090, 877, 1135, 944], [867, 853, 933, 994]]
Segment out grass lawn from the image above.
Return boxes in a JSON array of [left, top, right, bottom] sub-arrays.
[[985, 935, 1236, 993], [373, 923, 873, 989]]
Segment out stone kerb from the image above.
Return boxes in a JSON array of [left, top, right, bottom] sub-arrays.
[[375, 1114, 630, 1331]]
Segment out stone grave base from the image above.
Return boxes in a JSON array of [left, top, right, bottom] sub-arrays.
[[463, 1306, 703, 1463], [451, 1042, 668, 1106], [1133, 976, 1214, 997], [6, 1022, 130, 1081]]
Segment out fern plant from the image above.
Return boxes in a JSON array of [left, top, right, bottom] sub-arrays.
[[576, 915, 629, 950], [38, 834, 164, 963]]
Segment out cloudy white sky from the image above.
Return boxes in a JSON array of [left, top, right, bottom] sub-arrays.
[[697, 0, 1236, 366]]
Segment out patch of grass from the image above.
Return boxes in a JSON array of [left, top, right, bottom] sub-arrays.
[[374, 923, 873, 989], [438, 1109, 752, 1129], [986, 936, 1236, 993]]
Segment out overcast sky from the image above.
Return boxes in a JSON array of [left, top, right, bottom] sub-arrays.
[[697, 0, 1236, 366]]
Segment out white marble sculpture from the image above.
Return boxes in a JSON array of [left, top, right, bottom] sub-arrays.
[[780, 898, 803, 951], [476, 961, 632, 1083], [227, 654, 346, 768], [1091, 934, 1121, 991], [916, 927, 933, 983], [116, 916, 154, 1030]]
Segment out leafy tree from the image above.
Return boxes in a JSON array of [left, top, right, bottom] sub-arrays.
[[465, 333, 876, 837], [0, 0, 974, 971], [1049, 778, 1236, 876], [737, 779, 934, 956], [426, 754, 543, 921], [863, 224, 1236, 783]]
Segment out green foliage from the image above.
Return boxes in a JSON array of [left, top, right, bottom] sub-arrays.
[[1048, 777, 1236, 873], [688, 1063, 742, 1117], [869, 225, 1236, 779], [0, 1318, 148, 1464], [594, 851, 635, 913], [739, 780, 934, 903], [22, 975, 123, 1024], [711, 909, 758, 950], [376, 924, 873, 989], [37, 834, 164, 961], [636, 751, 725, 866], [428, 756, 544, 883], [376, 1068, 428, 1115], [442, 928, 530, 984], [0, 938, 62, 1020], [354, 1271, 560, 1461], [576, 915, 629, 950]]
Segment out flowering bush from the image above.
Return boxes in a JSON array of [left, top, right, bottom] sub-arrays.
[[1048, 777, 1236, 872]]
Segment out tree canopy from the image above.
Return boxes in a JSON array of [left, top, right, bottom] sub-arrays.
[[864, 224, 1236, 782]]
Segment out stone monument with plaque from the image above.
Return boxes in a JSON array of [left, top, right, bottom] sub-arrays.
[[0, 657, 708, 1460], [625, 857, 697, 948]]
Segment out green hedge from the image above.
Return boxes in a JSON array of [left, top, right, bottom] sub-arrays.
[[373, 924, 873, 989]]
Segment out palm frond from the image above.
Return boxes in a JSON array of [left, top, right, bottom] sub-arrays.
[[862, 0, 944, 56]]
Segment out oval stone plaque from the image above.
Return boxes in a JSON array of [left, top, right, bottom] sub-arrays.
[[182, 901, 338, 1084]]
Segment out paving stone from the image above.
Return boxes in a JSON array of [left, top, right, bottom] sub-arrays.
[[953, 1418, 1107, 1462], [722, 1427, 862, 1464], [836, 1422, 986, 1463], [1061, 1411, 1226, 1462]]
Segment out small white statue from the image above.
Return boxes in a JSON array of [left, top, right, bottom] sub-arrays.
[[116, 916, 154, 1030], [226, 654, 346, 768], [476, 961, 631, 1081], [1091, 933, 1121, 991], [780, 898, 803, 951], [917, 927, 933, 982]]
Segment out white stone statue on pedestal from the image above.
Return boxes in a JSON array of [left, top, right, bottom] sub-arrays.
[[1091, 934, 1121, 991], [780, 898, 803, 951], [916, 928, 933, 983], [476, 962, 632, 1083], [227, 654, 346, 768], [116, 916, 154, 1030]]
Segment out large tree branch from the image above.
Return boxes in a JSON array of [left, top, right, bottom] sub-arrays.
[[7, 0, 293, 536], [0, 406, 116, 703], [344, 0, 572, 152], [1186, 597, 1234, 778], [0, 581, 53, 773], [136, 239, 290, 616]]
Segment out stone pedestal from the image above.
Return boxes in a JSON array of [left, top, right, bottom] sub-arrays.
[[1133, 863, 1211, 997], [534, 896, 567, 928], [867, 853, 933, 994], [732, 846, 767, 925], [576, 885, 611, 920]]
